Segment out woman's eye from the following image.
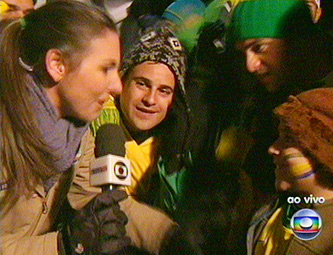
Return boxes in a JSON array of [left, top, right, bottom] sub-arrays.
[[103, 63, 117, 73]]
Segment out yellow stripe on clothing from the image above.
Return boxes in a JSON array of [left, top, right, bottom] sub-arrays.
[[255, 207, 294, 255]]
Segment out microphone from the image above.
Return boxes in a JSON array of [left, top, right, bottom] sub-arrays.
[[90, 124, 131, 190]]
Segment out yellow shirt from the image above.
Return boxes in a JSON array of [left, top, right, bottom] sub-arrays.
[[124, 136, 159, 200], [255, 207, 294, 255]]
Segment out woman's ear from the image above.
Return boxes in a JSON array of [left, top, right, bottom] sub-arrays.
[[45, 49, 66, 83]]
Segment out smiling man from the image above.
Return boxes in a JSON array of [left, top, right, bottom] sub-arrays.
[[120, 61, 175, 137], [69, 26, 192, 254], [113, 26, 188, 207]]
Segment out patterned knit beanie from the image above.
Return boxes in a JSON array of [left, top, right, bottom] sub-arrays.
[[274, 88, 333, 171], [228, 0, 316, 43], [121, 25, 187, 99]]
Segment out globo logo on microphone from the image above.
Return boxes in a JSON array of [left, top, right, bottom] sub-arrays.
[[90, 154, 131, 187], [114, 161, 129, 180]]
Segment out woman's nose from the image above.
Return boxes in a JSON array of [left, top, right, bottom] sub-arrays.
[[108, 72, 122, 96]]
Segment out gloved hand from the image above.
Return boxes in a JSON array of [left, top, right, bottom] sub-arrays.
[[62, 189, 131, 255], [196, 20, 227, 65]]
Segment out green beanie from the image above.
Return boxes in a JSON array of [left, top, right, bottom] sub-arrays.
[[228, 0, 314, 42]]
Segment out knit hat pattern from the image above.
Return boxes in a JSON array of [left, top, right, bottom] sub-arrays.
[[274, 88, 333, 171], [121, 25, 187, 97]]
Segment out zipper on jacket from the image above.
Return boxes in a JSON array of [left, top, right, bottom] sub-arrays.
[[42, 197, 48, 214]]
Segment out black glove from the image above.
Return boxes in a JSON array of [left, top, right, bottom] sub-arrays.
[[62, 189, 131, 255], [196, 20, 227, 67]]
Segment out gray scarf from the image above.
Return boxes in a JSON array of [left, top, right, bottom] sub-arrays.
[[28, 76, 88, 191]]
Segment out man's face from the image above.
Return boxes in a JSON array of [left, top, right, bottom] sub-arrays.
[[236, 38, 288, 93], [120, 61, 176, 132]]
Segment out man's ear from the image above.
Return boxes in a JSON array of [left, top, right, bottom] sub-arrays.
[[314, 7, 322, 23], [45, 49, 66, 83]]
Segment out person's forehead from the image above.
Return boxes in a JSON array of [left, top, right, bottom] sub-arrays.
[[235, 38, 286, 51], [134, 61, 168, 68], [131, 61, 175, 77], [236, 39, 260, 51]]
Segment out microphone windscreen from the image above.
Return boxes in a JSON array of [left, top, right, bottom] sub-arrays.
[[95, 124, 127, 157]]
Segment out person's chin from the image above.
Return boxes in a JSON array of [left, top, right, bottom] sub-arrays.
[[276, 179, 292, 192], [263, 83, 281, 93], [133, 120, 155, 132], [64, 114, 89, 126], [78, 112, 97, 123], [259, 77, 281, 93], [90, 107, 104, 121]]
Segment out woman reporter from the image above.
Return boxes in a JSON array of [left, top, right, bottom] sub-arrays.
[[0, 1, 130, 254]]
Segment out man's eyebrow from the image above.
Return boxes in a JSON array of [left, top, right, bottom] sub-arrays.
[[133, 76, 151, 84], [102, 58, 118, 65], [132, 77, 174, 91], [158, 84, 174, 93], [243, 39, 266, 50], [237, 39, 258, 51]]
